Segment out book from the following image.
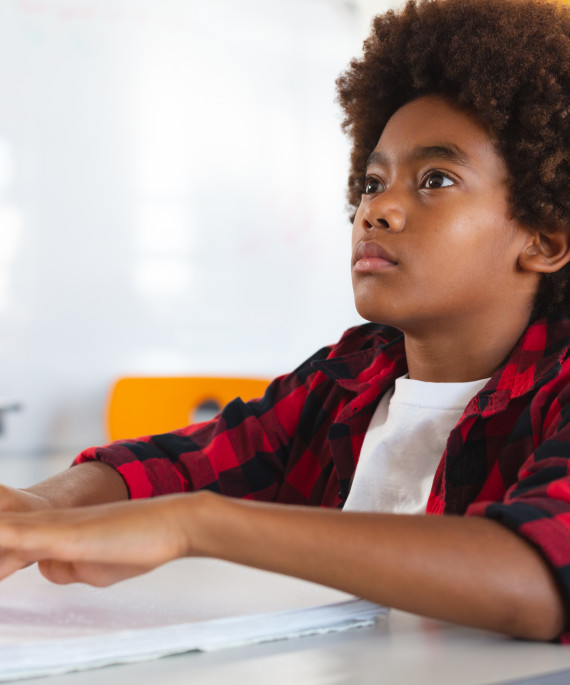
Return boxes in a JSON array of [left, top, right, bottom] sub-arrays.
[[0, 558, 386, 681]]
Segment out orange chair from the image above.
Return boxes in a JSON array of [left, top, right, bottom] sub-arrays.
[[107, 376, 271, 441]]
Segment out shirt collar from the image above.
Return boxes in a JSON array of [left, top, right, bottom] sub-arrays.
[[312, 324, 406, 395], [473, 316, 570, 417], [313, 317, 570, 418]]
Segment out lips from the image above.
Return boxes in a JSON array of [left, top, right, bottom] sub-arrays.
[[352, 241, 398, 272]]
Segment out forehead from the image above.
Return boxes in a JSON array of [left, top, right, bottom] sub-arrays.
[[371, 95, 505, 174]]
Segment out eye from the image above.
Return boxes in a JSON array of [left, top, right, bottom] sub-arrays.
[[363, 176, 385, 194], [422, 171, 455, 189]]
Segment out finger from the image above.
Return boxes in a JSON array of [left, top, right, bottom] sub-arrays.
[[0, 550, 33, 580], [38, 559, 155, 587], [37, 559, 77, 585]]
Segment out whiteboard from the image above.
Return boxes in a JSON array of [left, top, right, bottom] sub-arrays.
[[0, 0, 384, 455]]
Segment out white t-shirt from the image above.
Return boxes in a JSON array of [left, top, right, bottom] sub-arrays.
[[343, 375, 490, 514]]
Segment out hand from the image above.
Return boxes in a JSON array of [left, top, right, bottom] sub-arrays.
[[0, 493, 204, 587], [0, 463, 136, 580], [0, 485, 54, 575], [0, 485, 52, 573]]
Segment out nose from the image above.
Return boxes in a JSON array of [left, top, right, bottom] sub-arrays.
[[360, 190, 405, 234]]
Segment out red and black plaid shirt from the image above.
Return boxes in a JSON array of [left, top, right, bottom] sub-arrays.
[[76, 316, 570, 641]]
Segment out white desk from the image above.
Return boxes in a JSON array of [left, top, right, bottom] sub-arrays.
[[1, 454, 570, 685], [22, 610, 570, 685]]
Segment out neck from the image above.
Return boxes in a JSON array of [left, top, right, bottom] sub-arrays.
[[402, 311, 532, 383]]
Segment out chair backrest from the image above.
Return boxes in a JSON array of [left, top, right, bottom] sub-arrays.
[[107, 376, 271, 441]]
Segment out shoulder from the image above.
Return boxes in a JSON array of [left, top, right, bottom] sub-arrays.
[[496, 316, 570, 400], [527, 316, 570, 389], [512, 317, 570, 434]]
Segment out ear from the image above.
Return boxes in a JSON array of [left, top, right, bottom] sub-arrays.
[[518, 229, 570, 274]]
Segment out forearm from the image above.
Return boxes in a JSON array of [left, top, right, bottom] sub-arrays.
[[0, 487, 563, 641], [26, 463, 129, 508], [192, 494, 566, 641]]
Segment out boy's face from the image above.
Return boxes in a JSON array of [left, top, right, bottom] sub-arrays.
[[351, 95, 538, 335]]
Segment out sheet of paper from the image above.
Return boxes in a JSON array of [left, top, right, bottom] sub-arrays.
[[0, 559, 386, 681]]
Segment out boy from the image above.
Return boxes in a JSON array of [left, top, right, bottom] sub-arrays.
[[0, 0, 568, 642]]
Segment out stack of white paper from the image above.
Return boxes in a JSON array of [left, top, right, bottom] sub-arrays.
[[0, 559, 386, 682]]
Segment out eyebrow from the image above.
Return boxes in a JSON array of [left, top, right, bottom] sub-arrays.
[[366, 144, 472, 170]]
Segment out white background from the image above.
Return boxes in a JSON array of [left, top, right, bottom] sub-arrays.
[[0, 0, 396, 457]]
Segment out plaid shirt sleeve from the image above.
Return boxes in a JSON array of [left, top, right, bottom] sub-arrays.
[[74, 345, 334, 500], [72, 323, 392, 502], [466, 354, 570, 643]]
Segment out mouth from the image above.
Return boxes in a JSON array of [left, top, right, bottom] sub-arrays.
[[352, 241, 398, 273]]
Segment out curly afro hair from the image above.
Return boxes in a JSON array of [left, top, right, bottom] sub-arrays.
[[336, 0, 570, 320]]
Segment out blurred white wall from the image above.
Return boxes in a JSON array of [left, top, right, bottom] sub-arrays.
[[0, 0, 397, 457]]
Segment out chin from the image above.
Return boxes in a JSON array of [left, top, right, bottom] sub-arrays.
[[352, 286, 401, 327], [354, 303, 398, 327]]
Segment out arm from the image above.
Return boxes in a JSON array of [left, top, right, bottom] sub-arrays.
[[0, 492, 564, 642], [0, 462, 128, 513], [193, 496, 567, 641], [0, 343, 333, 515]]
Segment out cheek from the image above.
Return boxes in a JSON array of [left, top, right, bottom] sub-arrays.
[[433, 211, 503, 268], [351, 215, 363, 252]]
